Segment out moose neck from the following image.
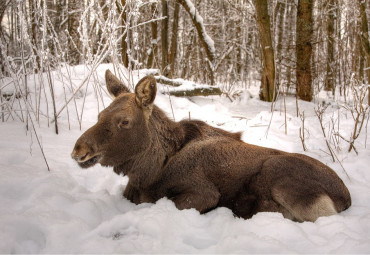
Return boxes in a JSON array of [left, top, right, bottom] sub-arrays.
[[115, 106, 185, 189]]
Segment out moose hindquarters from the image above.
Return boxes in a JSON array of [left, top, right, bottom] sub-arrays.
[[271, 179, 338, 222], [251, 155, 351, 222]]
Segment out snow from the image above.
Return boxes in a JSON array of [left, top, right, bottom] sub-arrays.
[[1, 64, 370, 253]]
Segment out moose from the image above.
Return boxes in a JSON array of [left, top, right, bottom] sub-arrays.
[[71, 70, 351, 222]]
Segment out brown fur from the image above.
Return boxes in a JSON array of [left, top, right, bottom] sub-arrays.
[[71, 70, 351, 222]]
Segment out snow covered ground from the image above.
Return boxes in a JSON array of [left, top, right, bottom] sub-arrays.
[[1, 65, 370, 253]]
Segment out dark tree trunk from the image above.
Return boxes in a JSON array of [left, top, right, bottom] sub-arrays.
[[120, 0, 129, 68], [67, 0, 82, 65], [358, 0, 370, 105], [325, 0, 336, 94], [147, 2, 158, 68], [275, 1, 285, 90], [296, 0, 314, 102], [28, 0, 41, 70], [254, 0, 276, 102], [161, 0, 169, 75], [168, 1, 180, 78]]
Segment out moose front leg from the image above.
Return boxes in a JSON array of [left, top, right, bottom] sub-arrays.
[[124, 182, 156, 204], [123, 182, 141, 204], [170, 182, 221, 214]]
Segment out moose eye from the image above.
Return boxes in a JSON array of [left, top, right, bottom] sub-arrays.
[[118, 120, 130, 129]]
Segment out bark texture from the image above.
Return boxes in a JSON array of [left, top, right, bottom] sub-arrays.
[[358, 0, 370, 105], [68, 0, 82, 65], [254, 0, 276, 102], [168, 1, 180, 78], [161, 0, 169, 75], [296, 0, 314, 101], [325, 0, 336, 93]]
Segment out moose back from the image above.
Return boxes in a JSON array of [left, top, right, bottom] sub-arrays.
[[71, 70, 351, 222]]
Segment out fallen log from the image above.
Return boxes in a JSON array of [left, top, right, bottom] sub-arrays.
[[154, 76, 222, 97], [167, 87, 222, 97], [154, 76, 182, 87]]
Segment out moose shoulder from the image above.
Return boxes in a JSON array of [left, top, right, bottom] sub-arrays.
[[71, 70, 351, 222]]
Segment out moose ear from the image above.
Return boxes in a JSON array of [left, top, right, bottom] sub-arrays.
[[105, 70, 130, 97], [135, 76, 157, 109]]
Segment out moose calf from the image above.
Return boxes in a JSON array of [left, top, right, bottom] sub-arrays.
[[71, 70, 351, 222]]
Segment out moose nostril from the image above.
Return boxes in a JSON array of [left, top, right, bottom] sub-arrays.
[[71, 150, 89, 162], [80, 153, 89, 161], [72, 141, 95, 162]]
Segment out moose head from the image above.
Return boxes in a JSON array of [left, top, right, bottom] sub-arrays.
[[71, 70, 157, 169]]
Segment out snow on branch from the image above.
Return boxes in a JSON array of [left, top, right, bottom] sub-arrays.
[[177, 0, 216, 84], [177, 0, 215, 60]]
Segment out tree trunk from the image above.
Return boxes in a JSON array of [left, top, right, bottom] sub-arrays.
[[296, 0, 314, 102], [358, 0, 370, 105], [67, 0, 82, 65], [168, 1, 180, 78], [181, 32, 195, 79], [0, 0, 7, 23], [325, 0, 336, 94], [96, 0, 109, 57], [275, 1, 285, 90], [28, 0, 41, 71], [161, 0, 169, 75], [147, 2, 158, 68], [253, 0, 276, 102], [177, 0, 216, 85], [120, 0, 129, 68], [46, 0, 64, 56], [0, 0, 8, 73]]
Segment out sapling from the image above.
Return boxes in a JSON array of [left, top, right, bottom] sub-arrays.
[[335, 78, 369, 154], [314, 103, 336, 162], [299, 111, 307, 151]]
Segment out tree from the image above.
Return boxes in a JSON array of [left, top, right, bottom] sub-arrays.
[[119, 0, 129, 67], [177, 0, 216, 85], [67, 0, 82, 65], [161, 0, 169, 75], [296, 0, 314, 102], [147, 2, 158, 69], [274, 1, 285, 89], [0, 0, 9, 32], [168, 1, 180, 78], [358, 0, 370, 105], [253, 0, 275, 102], [0, 0, 11, 73], [325, 0, 336, 94]]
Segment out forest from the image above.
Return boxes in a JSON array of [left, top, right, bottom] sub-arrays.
[[1, 0, 370, 253], [1, 0, 369, 103]]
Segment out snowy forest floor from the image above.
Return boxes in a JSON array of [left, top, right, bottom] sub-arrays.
[[0, 64, 370, 253]]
